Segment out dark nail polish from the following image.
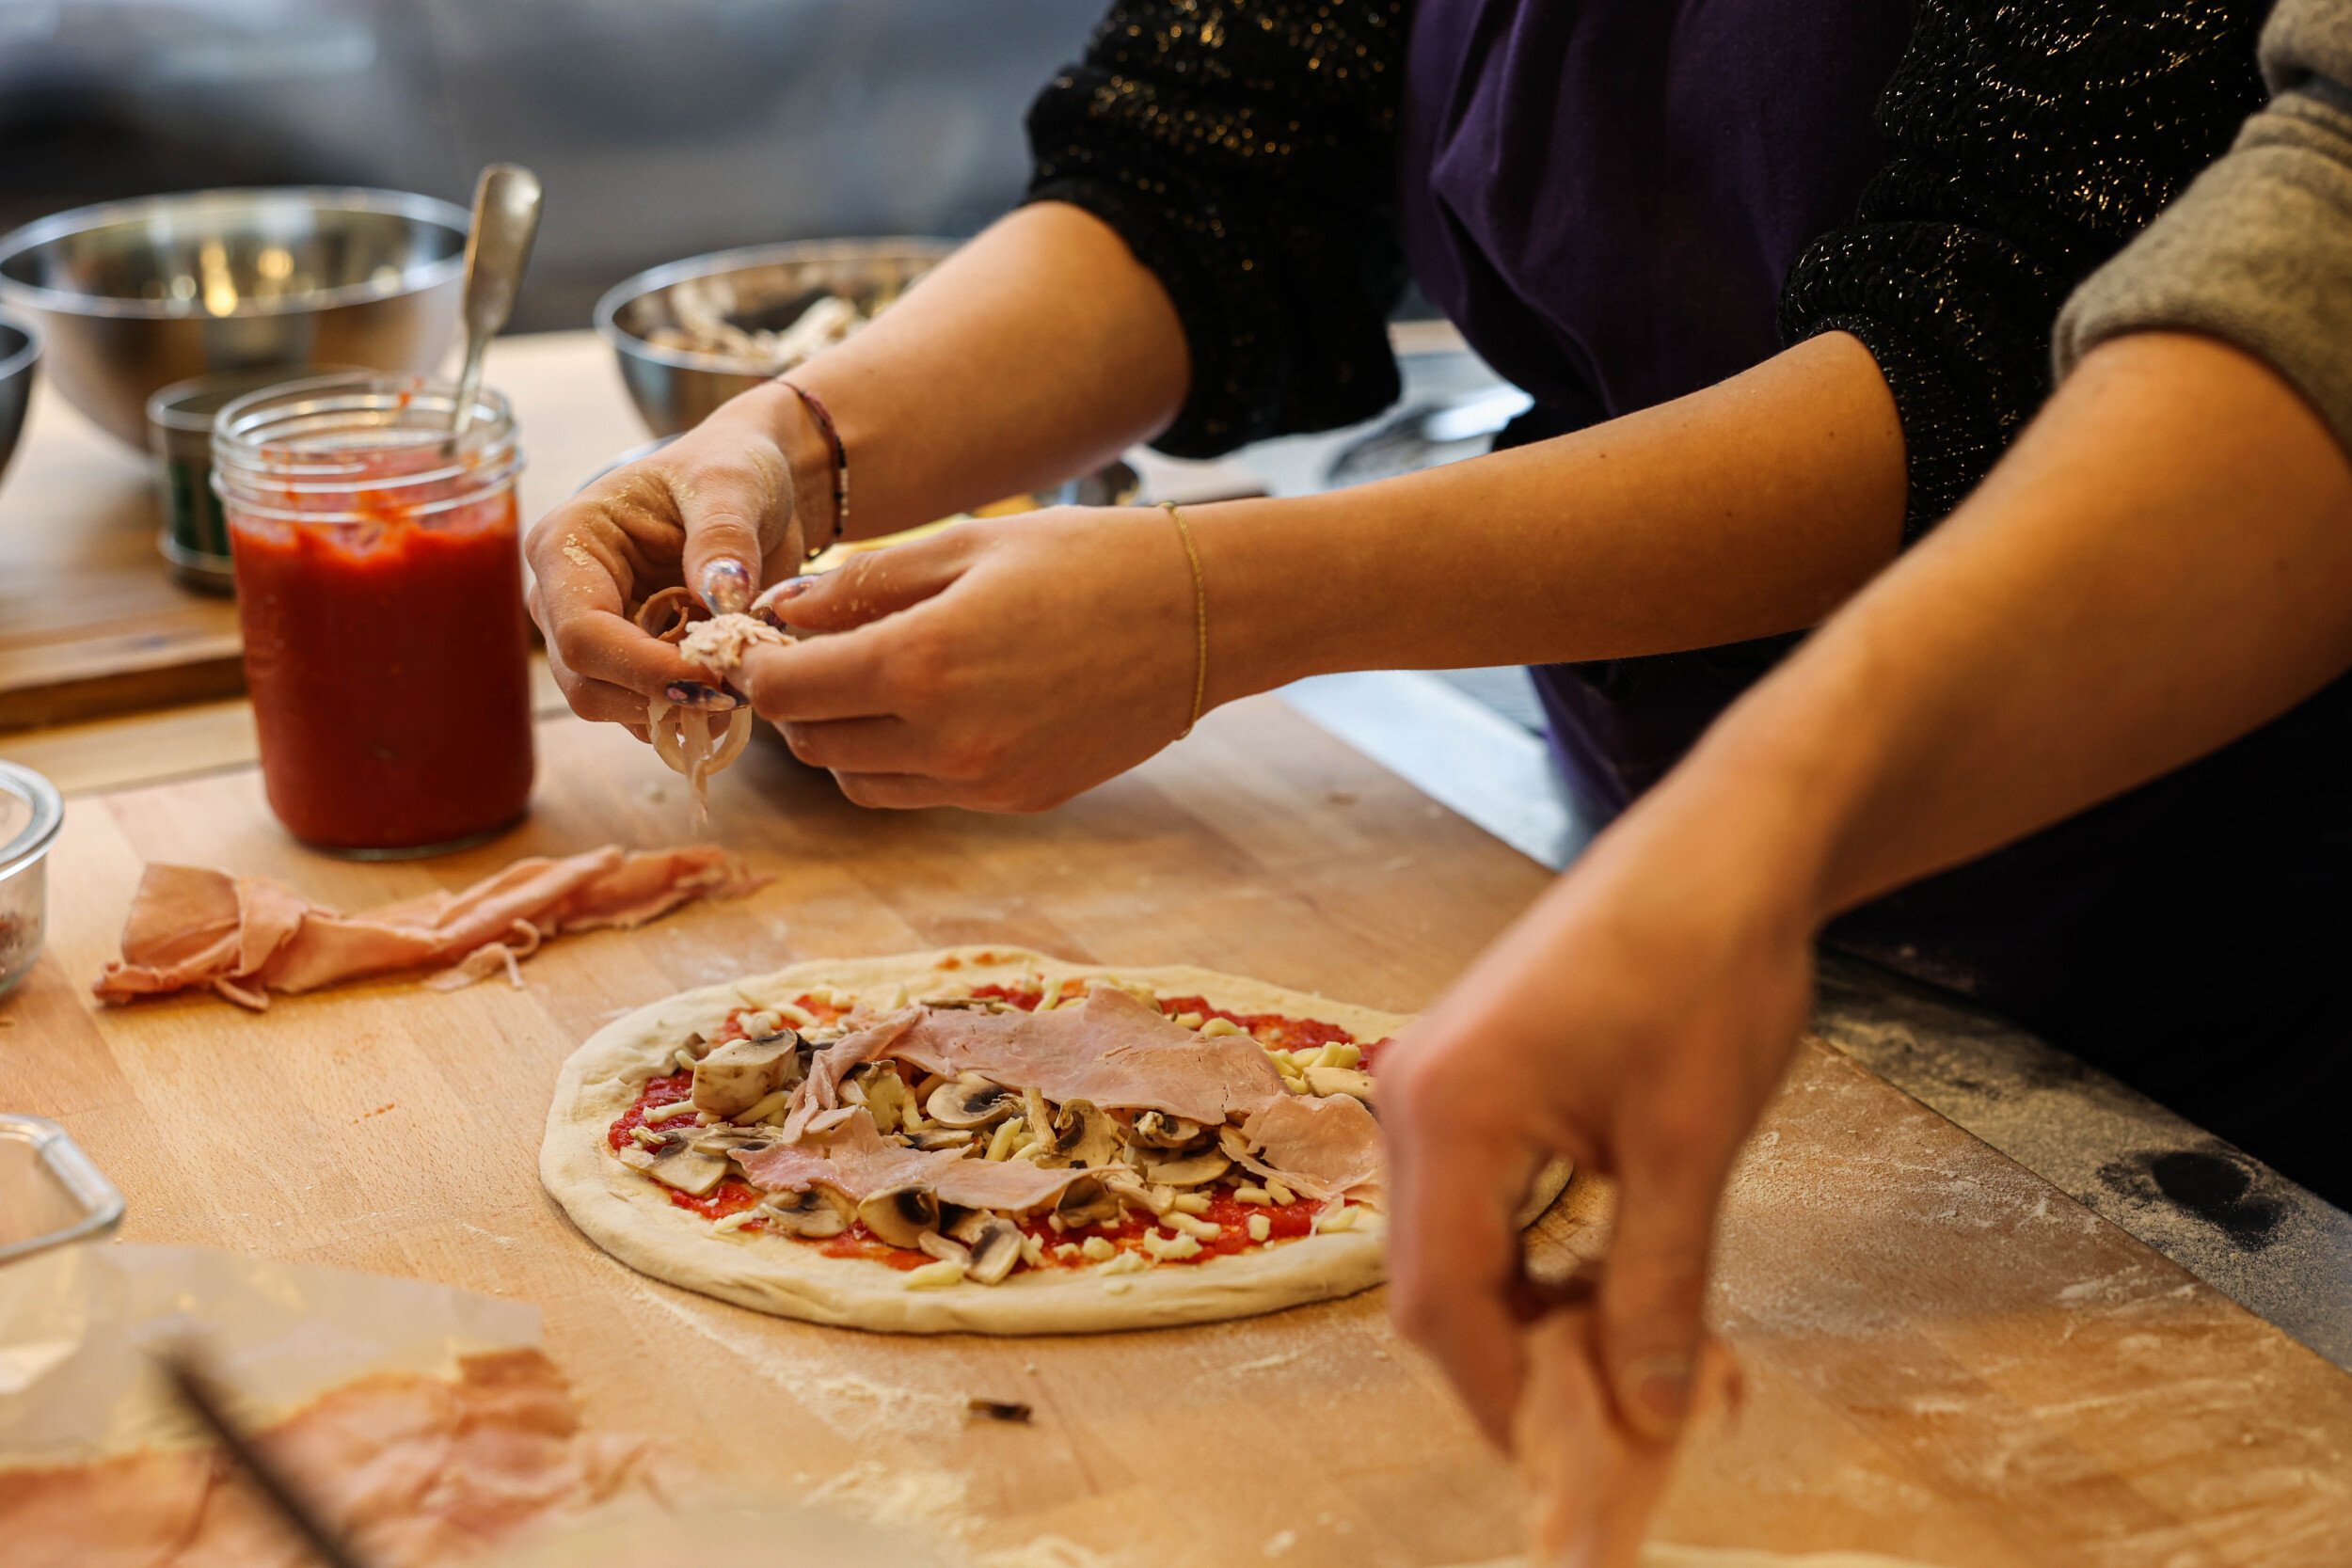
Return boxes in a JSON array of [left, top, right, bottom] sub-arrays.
[[663, 681, 740, 710], [699, 559, 753, 616]]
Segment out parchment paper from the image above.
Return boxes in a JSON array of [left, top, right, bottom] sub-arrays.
[[0, 1241, 538, 1466]]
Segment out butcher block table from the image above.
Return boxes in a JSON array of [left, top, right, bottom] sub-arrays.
[[2, 701, 2347, 1568]]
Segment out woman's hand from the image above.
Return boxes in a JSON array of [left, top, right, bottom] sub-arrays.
[[1380, 792, 1818, 1452], [525, 381, 813, 724], [738, 506, 1201, 811]]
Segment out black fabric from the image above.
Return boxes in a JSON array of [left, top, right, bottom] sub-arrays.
[[1822, 673, 2352, 1208], [1022, 1, 2352, 1211], [1781, 0, 2272, 535], [1024, 0, 1412, 457]]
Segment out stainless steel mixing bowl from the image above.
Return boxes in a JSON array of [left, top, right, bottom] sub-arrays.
[[0, 307, 37, 485], [596, 237, 955, 437], [0, 187, 468, 449]]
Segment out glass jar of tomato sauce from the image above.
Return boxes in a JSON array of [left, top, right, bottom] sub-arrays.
[[213, 372, 533, 856]]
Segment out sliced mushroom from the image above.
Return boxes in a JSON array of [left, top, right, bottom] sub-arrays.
[[1036, 1099, 1122, 1169], [762, 1182, 854, 1238], [691, 1030, 805, 1119], [1129, 1109, 1207, 1150], [848, 1062, 918, 1134], [1136, 1148, 1231, 1188], [926, 1072, 1020, 1130], [689, 1126, 774, 1158], [911, 1129, 977, 1152], [1304, 1066, 1376, 1103], [619, 1134, 731, 1197], [946, 1207, 994, 1245], [858, 1182, 941, 1248], [918, 1230, 973, 1267], [1055, 1175, 1122, 1230], [965, 1217, 1025, 1285], [1102, 1169, 1174, 1217]]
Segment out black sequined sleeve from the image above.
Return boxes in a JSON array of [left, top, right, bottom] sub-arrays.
[[1025, 0, 1411, 458], [1778, 0, 2270, 537]]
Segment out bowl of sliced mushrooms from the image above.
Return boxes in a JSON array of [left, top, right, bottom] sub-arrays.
[[596, 237, 955, 438]]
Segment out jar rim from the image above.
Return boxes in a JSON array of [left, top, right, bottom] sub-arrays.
[[210, 372, 523, 524], [0, 762, 63, 879]]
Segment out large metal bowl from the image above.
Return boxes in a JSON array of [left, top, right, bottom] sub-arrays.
[[0, 187, 468, 449], [596, 238, 956, 437], [0, 308, 37, 485]]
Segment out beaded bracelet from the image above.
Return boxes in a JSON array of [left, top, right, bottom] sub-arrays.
[[780, 380, 848, 559]]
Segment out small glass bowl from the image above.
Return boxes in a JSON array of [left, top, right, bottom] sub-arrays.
[[0, 761, 63, 997]]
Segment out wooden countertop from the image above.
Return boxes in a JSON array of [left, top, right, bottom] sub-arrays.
[[7, 704, 2351, 1566], [2, 312, 2344, 1564]]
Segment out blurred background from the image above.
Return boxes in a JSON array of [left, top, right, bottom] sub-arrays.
[[0, 0, 1105, 329]]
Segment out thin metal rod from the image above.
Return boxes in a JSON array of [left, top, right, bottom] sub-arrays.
[[157, 1348, 373, 1568]]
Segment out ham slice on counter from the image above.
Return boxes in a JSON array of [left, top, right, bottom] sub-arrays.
[[0, 1350, 665, 1568], [94, 845, 765, 1010], [739, 1107, 1089, 1212], [823, 985, 1290, 1129]]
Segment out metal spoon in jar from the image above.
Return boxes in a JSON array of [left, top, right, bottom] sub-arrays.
[[449, 163, 544, 441]]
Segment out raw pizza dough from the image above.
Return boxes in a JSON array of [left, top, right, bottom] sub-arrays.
[[1451, 1553, 1946, 1567], [542, 946, 1570, 1334]]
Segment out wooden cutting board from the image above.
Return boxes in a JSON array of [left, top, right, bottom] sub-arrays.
[[8, 703, 2350, 1566]]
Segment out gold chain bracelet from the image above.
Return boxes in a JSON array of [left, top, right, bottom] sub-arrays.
[[1161, 500, 1208, 739]]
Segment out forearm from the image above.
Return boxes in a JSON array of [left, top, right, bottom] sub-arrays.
[[1638, 331, 2352, 930], [768, 201, 1192, 542], [1180, 331, 1909, 703]]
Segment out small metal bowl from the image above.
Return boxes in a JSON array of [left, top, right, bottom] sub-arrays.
[[0, 761, 63, 999], [0, 306, 38, 485], [0, 187, 468, 450], [595, 238, 955, 437], [146, 364, 362, 594]]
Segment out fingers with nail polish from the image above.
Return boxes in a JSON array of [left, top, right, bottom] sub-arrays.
[[663, 680, 741, 710], [749, 575, 820, 629], [700, 559, 754, 616]]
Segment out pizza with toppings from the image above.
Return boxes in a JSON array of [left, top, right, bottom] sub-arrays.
[[541, 947, 1568, 1333]]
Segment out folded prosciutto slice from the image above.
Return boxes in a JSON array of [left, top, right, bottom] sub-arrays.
[[94, 845, 764, 1010], [809, 985, 1290, 1130], [737, 1107, 1089, 1212], [0, 1349, 663, 1568], [1229, 1093, 1384, 1201]]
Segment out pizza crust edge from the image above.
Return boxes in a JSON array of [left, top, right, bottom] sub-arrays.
[[540, 945, 1569, 1335]]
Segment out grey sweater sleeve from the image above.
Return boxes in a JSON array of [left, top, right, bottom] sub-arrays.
[[2055, 0, 2352, 450]]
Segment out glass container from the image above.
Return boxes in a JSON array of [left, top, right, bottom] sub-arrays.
[[213, 372, 533, 856], [0, 762, 60, 997], [0, 1115, 124, 1267]]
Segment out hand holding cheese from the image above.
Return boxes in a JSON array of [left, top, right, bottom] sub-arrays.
[[1513, 1308, 1743, 1568], [525, 386, 814, 728], [738, 507, 1205, 812], [526, 202, 1193, 739], [1380, 816, 1813, 1450]]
